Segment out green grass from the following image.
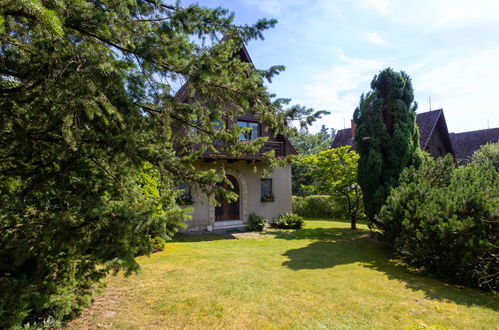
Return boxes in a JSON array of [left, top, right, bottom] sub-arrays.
[[70, 219, 498, 329]]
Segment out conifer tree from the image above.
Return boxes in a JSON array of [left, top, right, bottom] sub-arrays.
[[0, 1, 325, 326], [353, 68, 421, 226]]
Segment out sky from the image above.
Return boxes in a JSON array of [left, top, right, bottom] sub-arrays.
[[183, 0, 499, 133]]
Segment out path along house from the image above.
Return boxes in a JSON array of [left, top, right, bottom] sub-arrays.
[[175, 42, 297, 233]]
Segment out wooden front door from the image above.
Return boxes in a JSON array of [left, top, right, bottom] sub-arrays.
[[215, 175, 240, 221]]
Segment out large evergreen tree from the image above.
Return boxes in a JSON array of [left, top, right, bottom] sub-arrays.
[[0, 1, 324, 326], [353, 68, 421, 225]]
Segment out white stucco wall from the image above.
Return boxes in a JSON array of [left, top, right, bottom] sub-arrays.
[[181, 161, 292, 231]]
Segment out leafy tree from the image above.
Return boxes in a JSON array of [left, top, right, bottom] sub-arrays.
[[353, 68, 421, 226], [289, 125, 335, 155], [302, 147, 363, 229], [289, 125, 335, 196], [0, 1, 324, 326]]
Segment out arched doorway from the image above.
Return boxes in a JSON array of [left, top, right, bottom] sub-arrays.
[[215, 175, 240, 221]]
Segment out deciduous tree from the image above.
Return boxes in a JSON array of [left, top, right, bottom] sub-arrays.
[[302, 146, 363, 229], [289, 125, 335, 196]]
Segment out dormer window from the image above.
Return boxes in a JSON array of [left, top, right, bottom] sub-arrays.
[[238, 120, 259, 141]]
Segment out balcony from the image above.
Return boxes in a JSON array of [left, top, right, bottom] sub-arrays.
[[202, 140, 284, 160], [260, 141, 283, 157]]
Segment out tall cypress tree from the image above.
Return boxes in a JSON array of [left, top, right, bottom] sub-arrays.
[[353, 68, 421, 225]]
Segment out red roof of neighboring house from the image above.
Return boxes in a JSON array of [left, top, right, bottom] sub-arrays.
[[330, 109, 498, 163], [331, 128, 354, 149]]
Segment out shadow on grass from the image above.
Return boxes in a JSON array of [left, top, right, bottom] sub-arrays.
[[282, 235, 498, 311], [172, 233, 236, 242], [269, 226, 370, 241]]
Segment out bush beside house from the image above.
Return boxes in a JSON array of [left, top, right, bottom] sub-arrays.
[[272, 213, 304, 229], [248, 213, 267, 232]]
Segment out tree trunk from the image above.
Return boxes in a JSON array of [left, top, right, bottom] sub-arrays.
[[351, 216, 357, 230]]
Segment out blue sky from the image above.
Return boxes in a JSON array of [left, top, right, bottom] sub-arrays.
[[184, 0, 499, 133]]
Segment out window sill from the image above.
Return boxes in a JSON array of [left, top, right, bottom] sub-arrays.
[[261, 198, 274, 203]]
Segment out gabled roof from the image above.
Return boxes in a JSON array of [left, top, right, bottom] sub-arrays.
[[174, 36, 297, 159], [415, 109, 443, 149], [450, 127, 499, 163], [331, 128, 354, 148], [331, 109, 454, 155], [331, 110, 445, 150]]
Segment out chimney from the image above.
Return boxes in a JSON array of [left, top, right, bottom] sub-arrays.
[[351, 120, 356, 137]]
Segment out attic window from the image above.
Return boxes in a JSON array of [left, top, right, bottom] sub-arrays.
[[238, 121, 259, 141]]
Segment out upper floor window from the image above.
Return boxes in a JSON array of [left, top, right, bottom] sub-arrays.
[[238, 120, 259, 141]]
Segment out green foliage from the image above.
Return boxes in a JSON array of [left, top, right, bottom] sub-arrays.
[[247, 213, 267, 232], [289, 125, 335, 196], [301, 147, 364, 229], [272, 213, 304, 229], [292, 195, 342, 218], [354, 68, 421, 226], [289, 125, 335, 155], [470, 142, 499, 169], [0, 1, 325, 327], [378, 145, 499, 290], [150, 236, 167, 253]]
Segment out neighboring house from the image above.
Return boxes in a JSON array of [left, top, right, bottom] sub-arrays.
[[450, 128, 499, 164], [415, 109, 454, 158], [331, 122, 355, 149], [331, 109, 498, 163], [176, 42, 297, 232]]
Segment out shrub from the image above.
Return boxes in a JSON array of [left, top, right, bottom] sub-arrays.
[[150, 236, 167, 252], [292, 195, 345, 218], [378, 146, 499, 290], [247, 213, 266, 232], [272, 213, 304, 230]]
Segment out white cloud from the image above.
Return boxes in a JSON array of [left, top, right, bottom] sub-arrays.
[[428, 0, 499, 29], [299, 51, 385, 131], [412, 47, 499, 132], [239, 0, 309, 15], [366, 32, 385, 45], [365, 0, 390, 14]]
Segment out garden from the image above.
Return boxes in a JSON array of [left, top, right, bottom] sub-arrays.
[[2, 2, 498, 328], [70, 218, 498, 329]]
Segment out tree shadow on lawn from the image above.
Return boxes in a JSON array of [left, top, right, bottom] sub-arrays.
[[269, 226, 370, 241], [282, 234, 498, 311], [172, 232, 237, 242]]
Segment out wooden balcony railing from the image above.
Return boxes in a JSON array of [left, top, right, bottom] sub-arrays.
[[202, 140, 284, 160], [260, 141, 283, 157]]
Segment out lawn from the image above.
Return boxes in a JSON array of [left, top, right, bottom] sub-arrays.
[[70, 219, 498, 329]]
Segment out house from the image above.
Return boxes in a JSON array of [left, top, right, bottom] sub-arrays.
[[415, 109, 454, 158], [331, 123, 355, 149], [331, 108, 498, 163], [331, 109, 454, 158], [450, 128, 499, 164], [332, 109, 454, 158], [175, 42, 297, 232]]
